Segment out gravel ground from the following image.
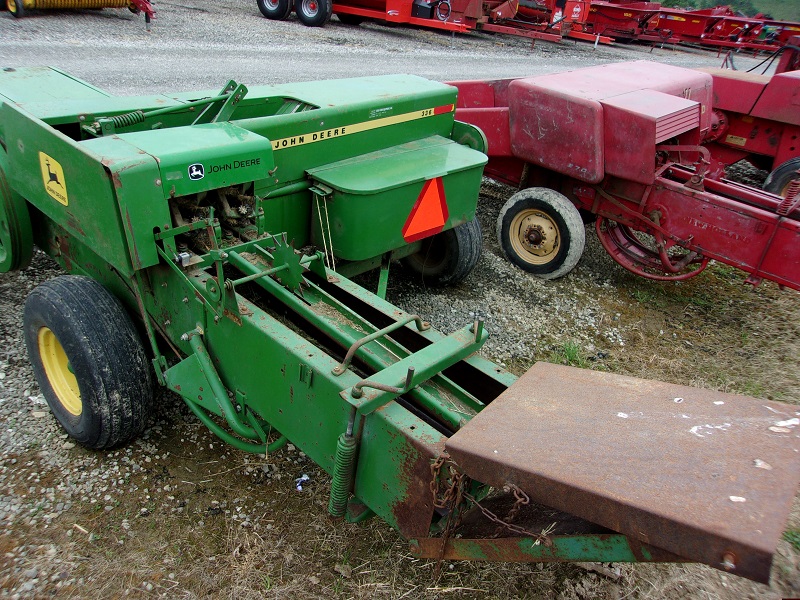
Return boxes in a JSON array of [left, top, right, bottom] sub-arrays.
[[1, 3, 798, 599]]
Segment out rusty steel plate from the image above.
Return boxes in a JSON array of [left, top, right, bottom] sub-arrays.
[[446, 362, 800, 583]]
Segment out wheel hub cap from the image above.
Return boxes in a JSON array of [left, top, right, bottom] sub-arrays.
[[38, 327, 82, 416], [510, 209, 559, 265]]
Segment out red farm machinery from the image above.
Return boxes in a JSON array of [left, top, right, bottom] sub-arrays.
[[255, 0, 800, 54], [580, 2, 800, 51], [450, 60, 800, 288]]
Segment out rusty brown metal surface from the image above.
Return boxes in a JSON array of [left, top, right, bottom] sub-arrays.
[[445, 362, 800, 583], [410, 536, 684, 563]]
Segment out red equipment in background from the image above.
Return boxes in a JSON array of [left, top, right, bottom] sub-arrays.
[[579, 2, 800, 51], [699, 42, 800, 197], [258, 0, 800, 55], [449, 60, 800, 289]]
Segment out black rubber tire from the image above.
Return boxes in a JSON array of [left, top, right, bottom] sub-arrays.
[[257, 0, 292, 20], [496, 187, 585, 280], [0, 149, 33, 273], [23, 276, 153, 450], [336, 12, 362, 25], [763, 157, 800, 198], [402, 218, 482, 286], [294, 0, 331, 26], [7, 0, 23, 17]]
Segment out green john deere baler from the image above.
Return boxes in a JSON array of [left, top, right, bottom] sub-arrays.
[[0, 66, 797, 586]]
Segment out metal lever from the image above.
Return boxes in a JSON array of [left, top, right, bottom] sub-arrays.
[[350, 367, 415, 399]]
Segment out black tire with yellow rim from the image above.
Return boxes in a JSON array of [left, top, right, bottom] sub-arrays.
[[496, 187, 586, 280], [7, 0, 25, 18], [23, 276, 153, 449]]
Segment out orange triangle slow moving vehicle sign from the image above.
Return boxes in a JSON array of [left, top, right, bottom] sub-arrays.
[[402, 177, 449, 243]]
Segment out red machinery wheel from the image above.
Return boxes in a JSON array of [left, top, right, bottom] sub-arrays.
[[763, 157, 800, 198], [595, 217, 708, 282], [295, 0, 331, 26], [257, 0, 292, 20], [496, 188, 585, 280]]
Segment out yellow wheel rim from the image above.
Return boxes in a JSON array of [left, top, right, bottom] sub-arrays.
[[7, 0, 15, 14], [37, 327, 82, 416], [509, 208, 560, 266]]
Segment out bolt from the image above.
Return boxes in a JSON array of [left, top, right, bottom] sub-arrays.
[[79, 115, 86, 122], [214, 315, 220, 323], [182, 297, 189, 303], [721, 552, 736, 571], [155, 179, 162, 186], [526, 227, 543, 245], [163, 320, 171, 327], [180, 333, 189, 342]]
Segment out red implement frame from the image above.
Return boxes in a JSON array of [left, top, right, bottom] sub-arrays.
[[449, 61, 800, 289], [328, 0, 609, 45]]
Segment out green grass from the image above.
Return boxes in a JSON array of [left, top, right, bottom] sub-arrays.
[[784, 529, 800, 551], [549, 340, 588, 368], [752, 0, 799, 21], [667, 0, 799, 20]]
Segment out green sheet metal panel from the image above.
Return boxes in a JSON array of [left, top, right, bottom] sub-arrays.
[[307, 136, 486, 261], [307, 136, 485, 194], [78, 134, 171, 271], [1, 102, 135, 276], [0, 66, 110, 105], [116, 123, 275, 200]]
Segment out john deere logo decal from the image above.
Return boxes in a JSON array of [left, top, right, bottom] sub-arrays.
[[39, 152, 68, 206], [188, 163, 205, 180]]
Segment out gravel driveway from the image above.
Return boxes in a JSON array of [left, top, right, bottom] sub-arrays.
[[1, 3, 798, 599]]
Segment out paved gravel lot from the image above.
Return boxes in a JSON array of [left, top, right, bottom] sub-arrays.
[[1, 3, 798, 599]]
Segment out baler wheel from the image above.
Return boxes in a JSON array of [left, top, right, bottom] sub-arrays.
[[0, 150, 33, 273], [7, 0, 24, 17], [257, 0, 292, 20], [402, 218, 482, 286], [763, 157, 800, 198], [23, 276, 154, 450], [595, 218, 708, 282], [295, 0, 331, 26], [496, 188, 585, 280]]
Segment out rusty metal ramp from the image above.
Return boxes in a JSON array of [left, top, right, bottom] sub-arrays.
[[445, 362, 800, 583]]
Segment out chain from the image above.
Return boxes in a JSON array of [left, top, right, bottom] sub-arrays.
[[506, 484, 530, 524], [429, 458, 553, 560], [429, 453, 467, 579], [463, 485, 553, 546], [430, 453, 462, 509]]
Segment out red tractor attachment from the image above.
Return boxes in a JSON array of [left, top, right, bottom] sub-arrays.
[[451, 61, 800, 288]]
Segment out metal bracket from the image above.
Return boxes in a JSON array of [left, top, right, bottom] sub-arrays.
[[332, 314, 430, 375]]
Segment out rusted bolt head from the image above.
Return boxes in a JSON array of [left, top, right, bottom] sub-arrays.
[[526, 227, 543, 246], [721, 552, 736, 571]]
